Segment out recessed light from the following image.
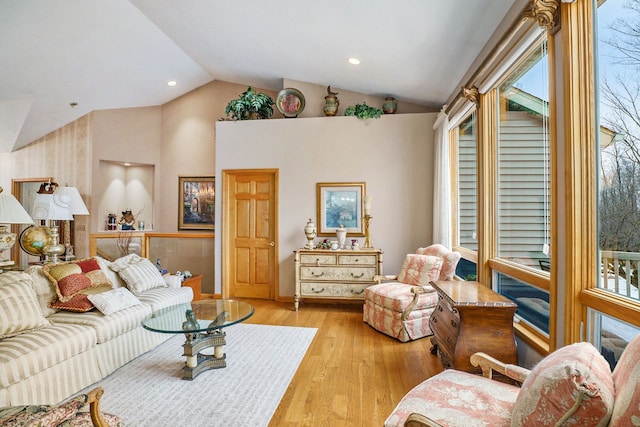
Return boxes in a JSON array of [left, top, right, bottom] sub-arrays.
[[348, 57, 360, 65], [167, 80, 177, 87], [123, 163, 131, 166]]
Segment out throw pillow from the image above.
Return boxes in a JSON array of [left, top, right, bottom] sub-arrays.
[[50, 293, 95, 312], [0, 393, 84, 426], [0, 271, 51, 339], [108, 254, 167, 294], [609, 333, 640, 427], [396, 254, 443, 286], [43, 258, 113, 303], [88, 287, 141, 315], [416, 244, 461, 281], [511, 341, 614, 426]]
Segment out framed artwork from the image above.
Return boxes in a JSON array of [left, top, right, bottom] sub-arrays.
[[316, 182, 365, 236], [178, 176, 215, 230]]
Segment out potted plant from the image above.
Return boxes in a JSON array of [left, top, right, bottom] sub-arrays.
[[225, 86, 275, 120], [344, 102, 383, 120]]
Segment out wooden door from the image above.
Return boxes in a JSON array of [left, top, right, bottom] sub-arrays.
[[222, 169, 278, 299]]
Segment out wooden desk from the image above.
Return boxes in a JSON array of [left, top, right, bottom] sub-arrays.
[[429, 280, 518, 374], [183, 275, 202, 301]]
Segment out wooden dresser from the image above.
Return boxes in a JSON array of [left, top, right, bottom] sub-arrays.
[[429, 280, 518, 374], [293, 248, 383, 311]]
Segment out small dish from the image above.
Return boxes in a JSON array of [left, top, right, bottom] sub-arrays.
[[276, 88, 305, 118]]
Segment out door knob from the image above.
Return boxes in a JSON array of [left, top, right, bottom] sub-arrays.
[[269, 241, 275, 247]]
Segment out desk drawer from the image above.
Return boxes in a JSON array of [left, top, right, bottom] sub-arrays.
[[300, 254, 337, 265], [300, 282, 368, 298], [300, 266, 377, 282], [338, 254, 377, 266]]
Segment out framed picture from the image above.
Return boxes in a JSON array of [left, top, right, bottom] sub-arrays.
[[178, 176, 215, 230], [316, 182, 365, 236]]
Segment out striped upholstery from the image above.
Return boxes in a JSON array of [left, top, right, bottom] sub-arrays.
[[136, 286, 193, 312], [94, 326, 170, 377], [108, 254, 167, 294], [5, 348, 102, 406], [0, 323, 96, 388], [25, 266, 58, 317], [363, 295, 437, 342], [0, 272, 51, 339], [365, 282, 439, 312], [48, 303, 152, 343]]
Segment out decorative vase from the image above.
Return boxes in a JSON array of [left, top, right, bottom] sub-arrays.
[[330, 241, 339, 250], [382, 96, 398, 114], [323, 86, 340, 117], [336, 224, 347, 249], [304, 218, 317, 249]]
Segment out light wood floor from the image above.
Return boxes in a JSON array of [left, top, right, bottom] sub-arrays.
[[241, 298, 443, 427]]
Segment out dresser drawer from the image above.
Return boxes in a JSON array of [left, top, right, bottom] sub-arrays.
[[337, 254, 377, 266], [300, 254, 337, 265], [300, 282, 369, 298], [300, 266, 377, 282]]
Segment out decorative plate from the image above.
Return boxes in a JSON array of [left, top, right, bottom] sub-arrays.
[[276, 88, 305, 118]]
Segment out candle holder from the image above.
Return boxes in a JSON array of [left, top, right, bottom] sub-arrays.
[[362, 214, 373, 248]]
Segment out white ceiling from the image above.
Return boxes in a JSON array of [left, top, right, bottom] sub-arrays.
[[0, 0, 523, 153]]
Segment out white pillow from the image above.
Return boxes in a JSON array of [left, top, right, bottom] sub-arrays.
[[108, 254, 167, 294], [164, 274, 183, 288], [87, 287, 141, 315], [0, 271, 51, 338]]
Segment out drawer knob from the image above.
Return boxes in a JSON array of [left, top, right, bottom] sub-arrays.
[[311, 271, 324, 278], [315, 259, 320, 266], [351, 272, 365, 279], [351, 288, 365, 295], [432, 317, 438, 323], [311, 287, 325, 294], [451, 320, 458, 328]]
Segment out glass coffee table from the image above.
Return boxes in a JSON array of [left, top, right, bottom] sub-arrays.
[[142, 299, 254, 380]]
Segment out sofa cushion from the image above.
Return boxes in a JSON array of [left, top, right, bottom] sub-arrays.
[[88, 287, 141, 316], [48, 303, 152, 343], [396, 254, 442, 286], [108, 254, 166, 295], [0, 272, 50, 339], [0, 323, 96, 388], [25, 266, 58, 317], [384, 369, 520, 427], [364, 282, 439, 312], [43, 258, 113, 303], [135, 286, 193, 313], [416, 244, 461, 280], [95, 256, 126, 289], [511, 341, 614, 427], [609, 333, 640, 427]]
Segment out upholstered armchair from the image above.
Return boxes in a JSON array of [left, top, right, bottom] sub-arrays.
[[363, 244, 461, 342], [385, 333, 640, 427]]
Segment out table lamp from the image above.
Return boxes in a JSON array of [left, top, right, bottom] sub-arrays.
[[31, 192, 73, 264], [0, 187, 34, 267], [54, 186, 89, 259]]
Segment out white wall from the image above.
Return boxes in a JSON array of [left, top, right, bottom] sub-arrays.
[[216, 113, 436, 297]]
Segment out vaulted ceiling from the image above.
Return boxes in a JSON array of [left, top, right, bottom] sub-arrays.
[[0, 0, 524, 153]]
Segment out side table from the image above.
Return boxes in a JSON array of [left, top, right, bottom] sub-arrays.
[[183, 275, 202, 301]]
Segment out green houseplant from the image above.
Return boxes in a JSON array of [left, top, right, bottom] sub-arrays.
[[344, 102, 383, 120], [225, 86, 275, 120]]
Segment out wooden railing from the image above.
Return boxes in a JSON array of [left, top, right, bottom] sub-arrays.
[[601, 250, 640, 299]]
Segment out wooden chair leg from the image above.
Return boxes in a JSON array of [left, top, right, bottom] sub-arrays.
[[86, 387, 110, 427]]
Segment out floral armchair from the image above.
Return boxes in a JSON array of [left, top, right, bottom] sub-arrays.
[[0, 387, 122, 427], [363, 244, 461, 342], [385, 333, 640, 427]]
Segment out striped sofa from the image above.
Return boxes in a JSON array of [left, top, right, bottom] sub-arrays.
[[0, 256, 193, 407]]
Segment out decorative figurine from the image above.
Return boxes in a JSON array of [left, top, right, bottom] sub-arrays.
[[119, 210, 135, 230], [304, 218, 317, 249]]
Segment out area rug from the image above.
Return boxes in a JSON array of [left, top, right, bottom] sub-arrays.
[[82, 324, 317, 426]]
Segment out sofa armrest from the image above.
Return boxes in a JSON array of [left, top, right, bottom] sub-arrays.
[[404, 413, 444, 427], [470, 352, 530, 383], [373, 274, 398, 284]]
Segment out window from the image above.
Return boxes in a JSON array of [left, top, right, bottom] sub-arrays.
[[457, 113, 478, 252], [495, 272, 549, 334], [496, 40, 550, 272]]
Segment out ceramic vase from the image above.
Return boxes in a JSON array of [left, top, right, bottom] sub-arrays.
[[304, 218, 317, 249], [336, 224, 347, 249], [324, 95, 339, 116], [382, 96, 398, 114]]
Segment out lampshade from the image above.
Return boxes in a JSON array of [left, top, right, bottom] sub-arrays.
[[0, 188, 34, 225], [31, 193, 73, 221], [54, 186, 89, 215]]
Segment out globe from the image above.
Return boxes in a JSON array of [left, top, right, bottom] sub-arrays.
[[19, 225, 51, 257]]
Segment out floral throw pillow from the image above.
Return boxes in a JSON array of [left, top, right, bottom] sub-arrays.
[[511, 341, 614, 426], [396, 254, 442, 286]]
